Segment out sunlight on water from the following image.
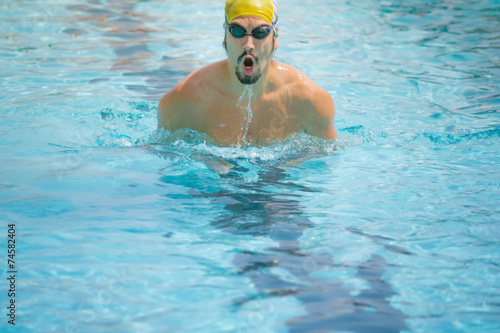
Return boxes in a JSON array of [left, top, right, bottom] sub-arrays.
[[149, 128, 345, 162], [1, 0, 499, 332]]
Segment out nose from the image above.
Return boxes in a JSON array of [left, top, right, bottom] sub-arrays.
[[242, 35, 255, 52]]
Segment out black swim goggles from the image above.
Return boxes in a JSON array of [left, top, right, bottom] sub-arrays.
[[227, 23, 274, 39]]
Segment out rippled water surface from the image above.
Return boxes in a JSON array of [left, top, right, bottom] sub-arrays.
[[1, 0, 499, 332]]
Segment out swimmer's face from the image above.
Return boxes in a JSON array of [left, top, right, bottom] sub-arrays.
[[224, 15, 278, 85]]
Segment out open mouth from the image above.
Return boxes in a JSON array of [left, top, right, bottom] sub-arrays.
[[242, 57, 255, 75]]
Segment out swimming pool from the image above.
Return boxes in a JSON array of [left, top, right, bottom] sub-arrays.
[[1, 0, 499, 332]]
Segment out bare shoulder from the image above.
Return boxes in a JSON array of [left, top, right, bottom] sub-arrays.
[[273, 61, 333, 109], [272, 61, 337, 139], [158, 60, 227, 130], [160, 60, 226, 105]]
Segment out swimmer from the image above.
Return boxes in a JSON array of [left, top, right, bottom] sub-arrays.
[[158, 0, 337, 146]]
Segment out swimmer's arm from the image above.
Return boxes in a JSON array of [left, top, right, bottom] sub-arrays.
[[158, 88, 201, 131], [303, 88, 338, 140], [158, 89, 182, 130]]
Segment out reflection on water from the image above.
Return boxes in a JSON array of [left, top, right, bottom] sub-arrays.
[[6, 0, 496, 331], [63, 0, 192, 101], [159, 153, 407, 332]]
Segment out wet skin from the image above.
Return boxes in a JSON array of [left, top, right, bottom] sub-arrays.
[[158, 16, 337, 146]]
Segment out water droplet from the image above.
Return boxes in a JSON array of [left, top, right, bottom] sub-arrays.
[[236, 86, 254, 145]]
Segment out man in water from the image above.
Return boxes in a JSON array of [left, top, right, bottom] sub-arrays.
[[158, 0, 337, 146]]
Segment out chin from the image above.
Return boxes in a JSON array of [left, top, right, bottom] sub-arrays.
[[236, 70, 262, 85]]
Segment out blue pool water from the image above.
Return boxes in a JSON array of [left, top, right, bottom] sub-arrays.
[[1, 0, 499, 332]]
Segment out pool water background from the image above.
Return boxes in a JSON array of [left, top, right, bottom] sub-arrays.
[[1, 0, 499, 332]]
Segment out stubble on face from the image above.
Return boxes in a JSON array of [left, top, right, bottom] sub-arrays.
[[235, 52, 261, 85], [224, 34, 275, 85]]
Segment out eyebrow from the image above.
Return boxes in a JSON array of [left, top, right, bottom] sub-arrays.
[[229, 23, 271, 30]]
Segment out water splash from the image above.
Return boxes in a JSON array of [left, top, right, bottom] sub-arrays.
[[152, 128, 343, 165], [236, 85, 254, 145]]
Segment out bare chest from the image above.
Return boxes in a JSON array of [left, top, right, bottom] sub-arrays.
[[201, 94, 302, 146]]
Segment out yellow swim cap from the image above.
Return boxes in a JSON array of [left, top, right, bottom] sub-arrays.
[[225, 0, 276, 24]]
